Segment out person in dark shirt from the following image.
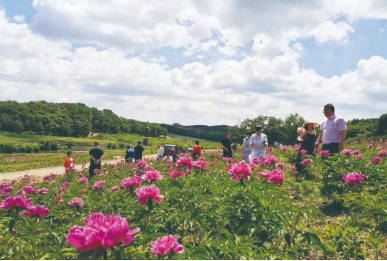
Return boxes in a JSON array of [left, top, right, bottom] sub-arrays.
[[221, 132, 233, 158], [125, 145, 135, 163], [89, 141, 104, 178], [134, 141, 144, 161]]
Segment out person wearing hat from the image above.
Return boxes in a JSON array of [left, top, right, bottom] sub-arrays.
[[295, 121, 317, 171], [249, 126, 268, 162], [221, 131, 233, 158]]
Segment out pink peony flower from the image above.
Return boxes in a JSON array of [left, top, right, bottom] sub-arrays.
[[192, 161, 208, 170], [343, 172, 365, 185], [356, 154, 364, 159], [367, 144, 373, 149], [276, 163, 284, 169], [43, 175, 51, 182], [137, 161, 148, 169], [141, 170, 163, 183], [111, 186, 120, 192], [267, 170, 285, 186], [68, 198, 84, 207], [371, 157, 382, 164], [260, 154, 279, 166], [93, 169, 99, 174], [340, 149, 352, 155], [63, 182, 71, 187], [151, 235, 184, 256], [121, 177, 142, 192], [60, 187, 68, 192], [290, 167, 297, 171], [21, 174, 30, 182], [379, 150, 387, 156], [37, 188, 48, 195], [21, 185, 35, 194], [228, 161, 252, 181], [0, 184, 14, 198], [300, 149, 307, 156], [79, 178, 89, 184], [351, 150, 361, 155], [170, 170, 184, 179], [93, 181, 106, 190], [176, 157, 193, 171], [0, 196, 33, 209], [66, 213, 140, 251], [314, 148, 320, 153], [301, 159, 311, 165], [51, 180, 58, 184], [30, 182, 37, 187], [257, 169, 271, 179], [320, 150, 331, 156], [22, 205, 49, 218], [135, 185, 164, 205]]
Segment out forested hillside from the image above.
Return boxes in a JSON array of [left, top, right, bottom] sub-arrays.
[[0, 101, 167, 137], [160, 123, 228, 142]]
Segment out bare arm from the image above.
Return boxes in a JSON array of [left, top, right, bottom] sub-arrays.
[[339, 130, 347, 151], [220, 143, 228, 151], [315, 132, 323, 148]]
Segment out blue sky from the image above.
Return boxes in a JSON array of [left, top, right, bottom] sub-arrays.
[[1, 0, 387, 125]]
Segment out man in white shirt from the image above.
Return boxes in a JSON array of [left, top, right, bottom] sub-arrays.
[[249, 126, 268, 162], [315, 103, 347, 155], [157, 144, 164, 160]]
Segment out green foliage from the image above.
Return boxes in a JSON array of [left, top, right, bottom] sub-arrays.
[[0, 101, 168, 138], [160, 123, 227, 142], [229, 114, 305, 146], [143, 138, 149, 146], [376, 114, 387, 135]]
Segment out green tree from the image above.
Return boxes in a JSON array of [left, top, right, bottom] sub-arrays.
[[377, 114, 387, 135]]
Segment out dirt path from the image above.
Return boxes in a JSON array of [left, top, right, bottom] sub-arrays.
[[0, 154, 158, 183]]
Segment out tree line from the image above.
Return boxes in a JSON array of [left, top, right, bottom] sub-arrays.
[[0, 101, 168, 137], [159, 123, 227, 142], [228, 113, 387, 146]]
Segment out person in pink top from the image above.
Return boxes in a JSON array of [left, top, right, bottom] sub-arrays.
[[315, 103, 347, 155]]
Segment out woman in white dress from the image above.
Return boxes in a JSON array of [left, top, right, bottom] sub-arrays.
[[249, 126, 268, 162]]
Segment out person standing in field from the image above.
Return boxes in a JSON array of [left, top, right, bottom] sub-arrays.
[[89, 141, 104, 178], [221, 131, 233, 158], [315, 103, 347, 155], [191, 141, 201, 160], [157, 144, 164, 160], [295, 122, 317, 171], [249, 126, 268, 162], [125, 146, 135, 163], [134, 141, 144, 161], [242, 130, 252, 162], [64, 151, 75, 173]]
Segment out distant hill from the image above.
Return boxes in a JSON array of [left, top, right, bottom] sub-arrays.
[[0, 101, 167, 137], [160, 123, 229, 142]]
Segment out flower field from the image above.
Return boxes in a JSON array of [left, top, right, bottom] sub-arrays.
[[0, 138, 386, 260]]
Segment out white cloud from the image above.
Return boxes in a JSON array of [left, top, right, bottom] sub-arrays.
[[309, 21, 354, 43], [1, 2, 387, 126], [13, 15, 25, 23]]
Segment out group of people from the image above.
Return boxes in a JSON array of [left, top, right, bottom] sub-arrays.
[[221, 103, 348, 170], [125, 141, 145, 162], [64, 103, 347, 177]]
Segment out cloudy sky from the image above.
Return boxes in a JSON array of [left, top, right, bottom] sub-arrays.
[[0, 0, 387, 126]]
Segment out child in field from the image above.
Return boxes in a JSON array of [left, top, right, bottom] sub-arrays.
[[64, 151, 75, 173]]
